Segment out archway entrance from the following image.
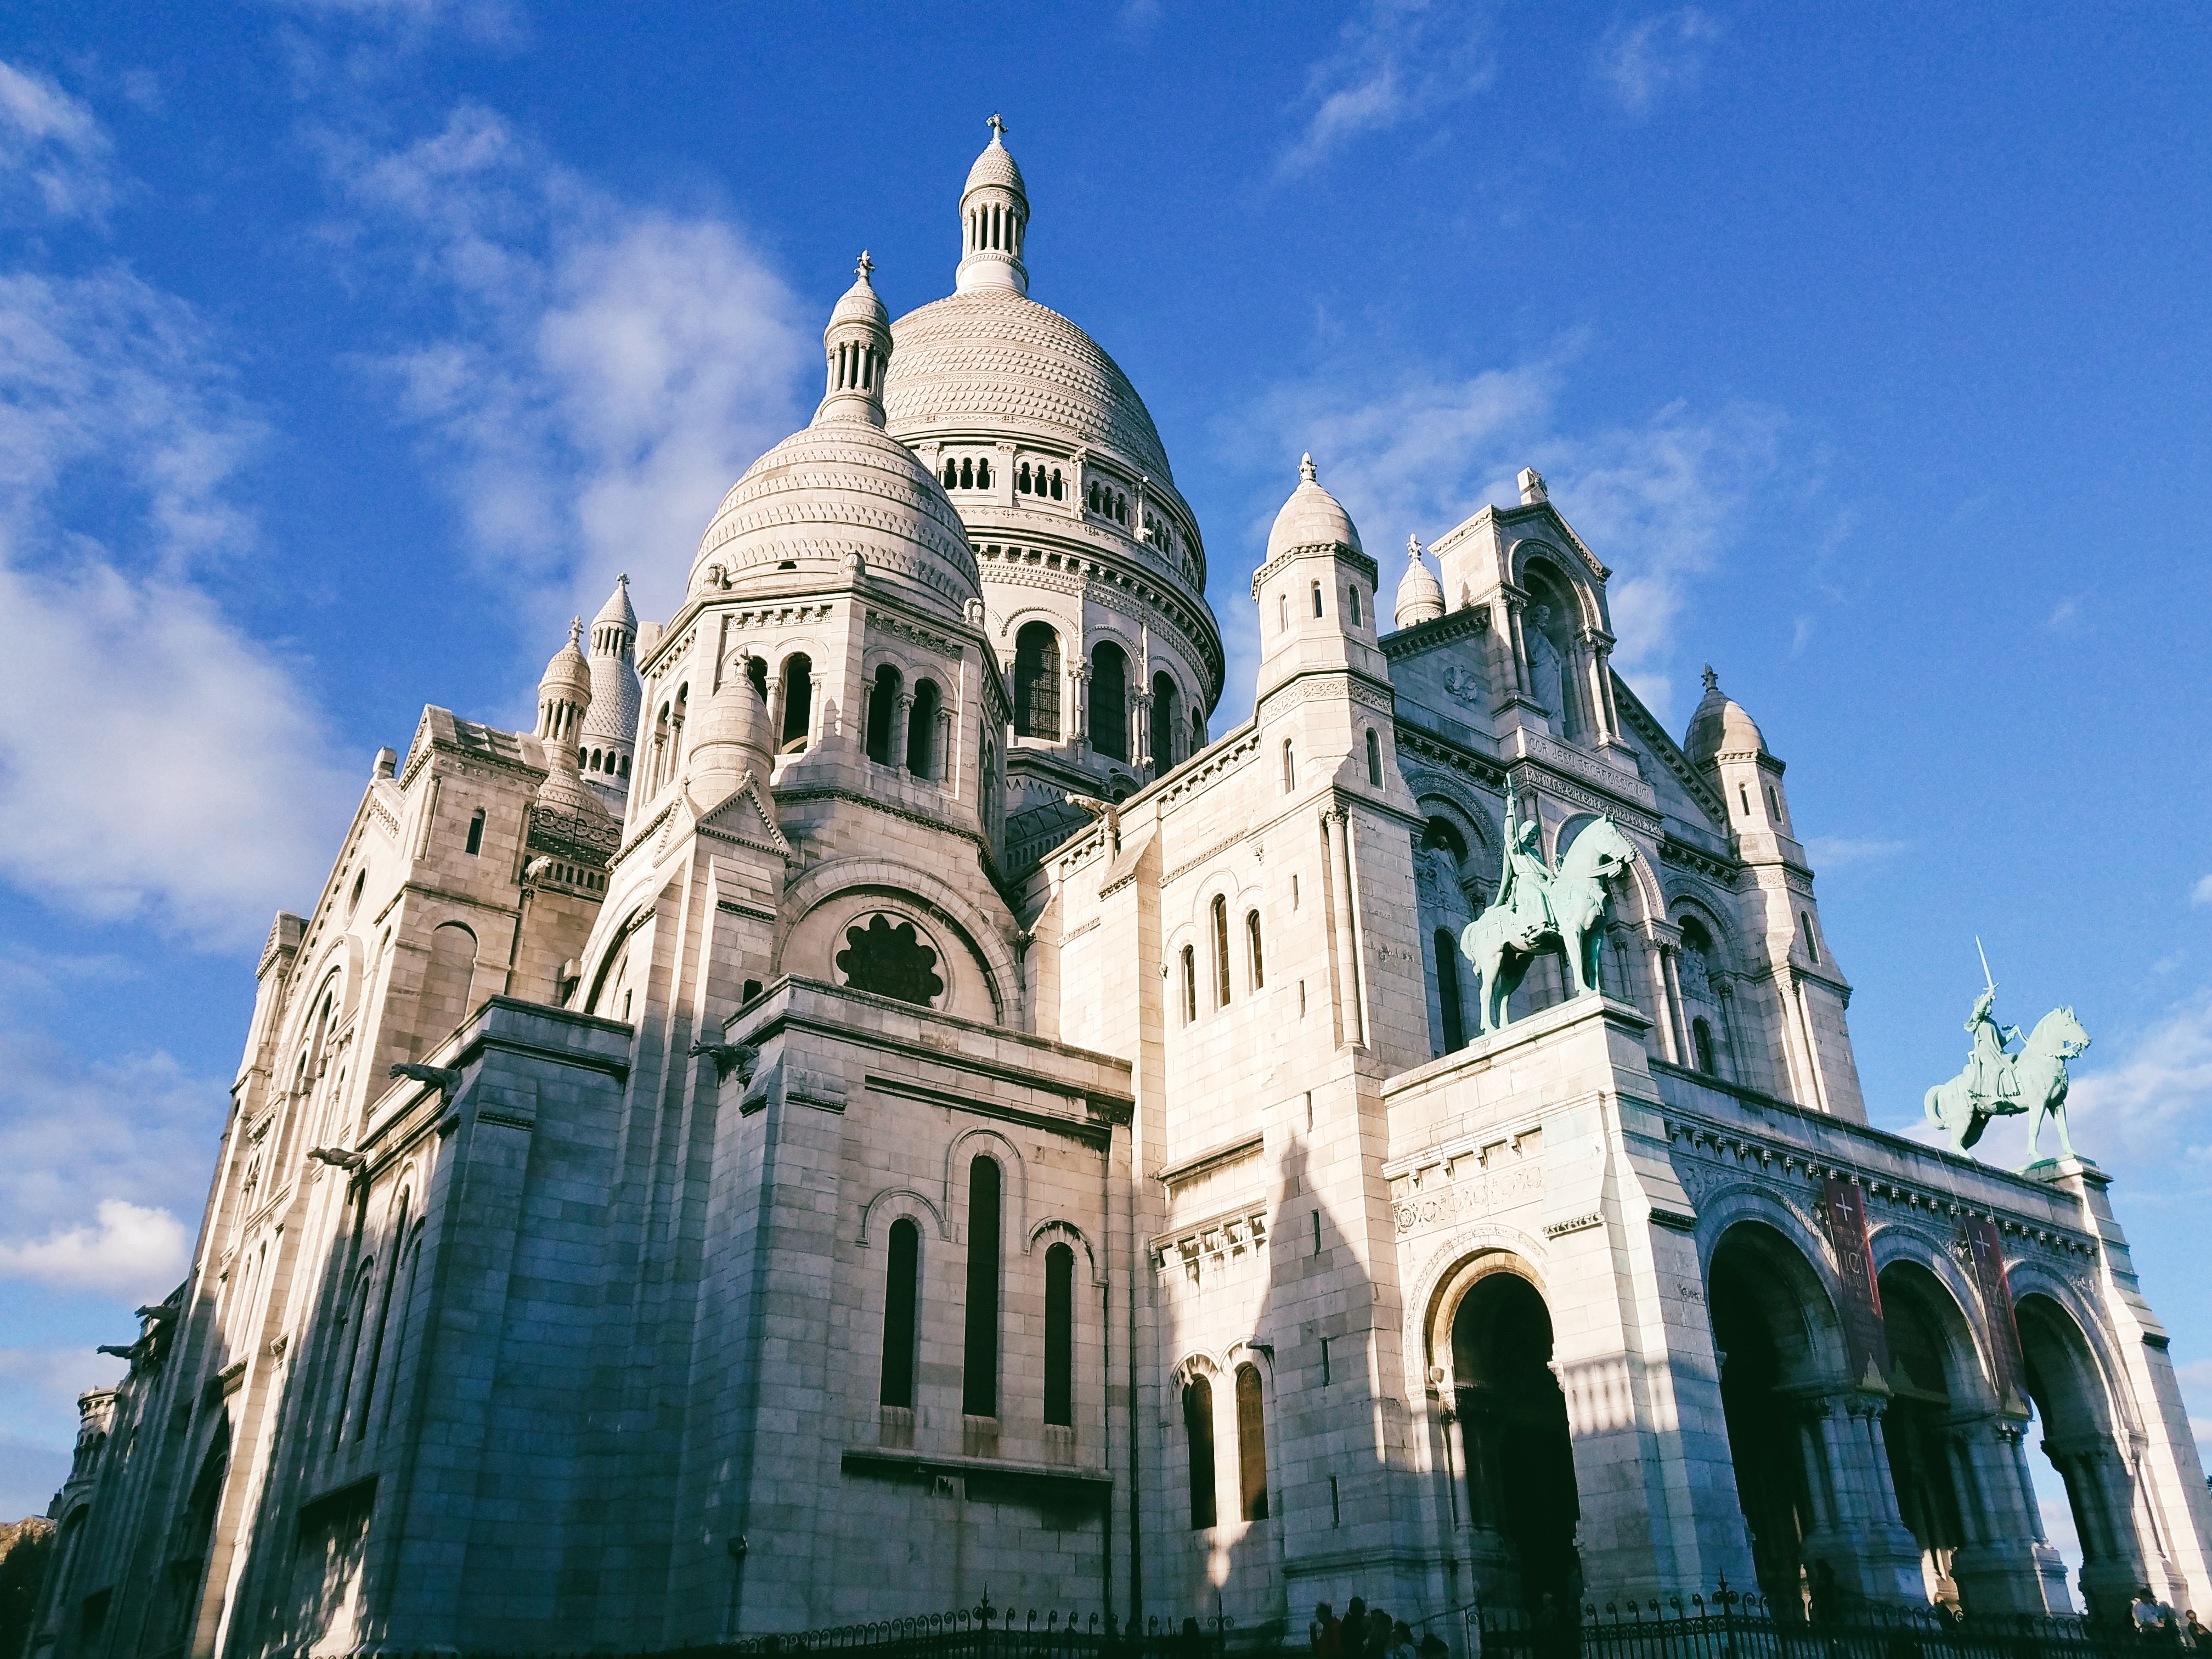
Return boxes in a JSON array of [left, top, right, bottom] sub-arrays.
[[1876, 1266, 1969, 1605], [1451, 1269, 1580, 1613], [1709, 1234, 1819, 1616], [2017, 1294, 2147, 1621]]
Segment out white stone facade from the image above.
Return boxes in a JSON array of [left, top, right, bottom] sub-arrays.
[[25, 130, 2211, 1659]]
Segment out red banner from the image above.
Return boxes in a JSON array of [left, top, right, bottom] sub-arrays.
[[1963, 1216, 2027, 1406], [1820, 1177, 1893, 1386]]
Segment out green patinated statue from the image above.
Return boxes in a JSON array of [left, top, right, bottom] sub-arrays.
[[1923, 981, 2091, 1163], [1459, 793, 1637, 1035]]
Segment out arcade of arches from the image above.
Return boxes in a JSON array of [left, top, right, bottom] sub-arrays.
[[1432, 1233, 2155, 1622]]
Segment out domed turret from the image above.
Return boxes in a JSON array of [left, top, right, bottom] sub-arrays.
[[1266, 454, 1363, 562], [818, 252, 893, 428], [534, 618, 616, 823], [957, 114, 1029, 297], [1684, 663, 1769, 767], [687, 652, 773, 806], [1393, 534, 1444, 628]]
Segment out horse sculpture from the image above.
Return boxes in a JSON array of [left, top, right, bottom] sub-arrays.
[[1459, 816, 1637, 1035], [1923, 1003, 2090, 1161]]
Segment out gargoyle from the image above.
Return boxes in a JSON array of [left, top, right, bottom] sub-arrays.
[[389, 1062, 463, 1102], [307, 1147, 368, 1175], [689, 1017, 760, 1086]]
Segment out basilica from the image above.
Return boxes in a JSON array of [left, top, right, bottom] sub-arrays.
[[25, 127, 2211, 1659]]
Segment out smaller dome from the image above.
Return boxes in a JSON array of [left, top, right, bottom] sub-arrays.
[[1265, 454, 1363, 563], [1394, 534, 1444, 628], [964, 123, 1026, 200], [1684, 664, 1769, 765], [830, 255, 889, 328], [540, 619, 589, 698]]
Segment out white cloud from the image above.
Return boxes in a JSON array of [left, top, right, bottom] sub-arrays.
[[1594, 8, 1724, 116], [0, 1200, 188, 1296], [2047, 594, 2081, 629], [1222, 354, 1787, 721], [2058, 990, 2212, 1171], [0, 60, 114, 222], [1279, 0, 1492, 177], [1803, 836, 1910, 871], [0, 266, 357, 943], [2189, 873, 2212, 907], [329, 105, 811, 637]]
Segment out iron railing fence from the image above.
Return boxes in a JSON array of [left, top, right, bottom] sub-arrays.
[[1471, 1585, 2145, 1659]]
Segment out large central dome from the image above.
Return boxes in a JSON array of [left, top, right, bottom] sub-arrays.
[[884, 289, 1173, 484]]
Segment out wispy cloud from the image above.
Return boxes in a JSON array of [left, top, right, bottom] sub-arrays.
[[326, 104, 812, 635], [0, 1199, 188, 1295], [0, 61, 114, 222], [1223, 352, 1789, 720], [2047, 594, 2081, 629], [2192, 874, 2212, 907], [1594, 8, 1724, 117], [1803, 836, 1910, 871], [0, 69, 356, 944], [2059, 989, 2212, 1170], [263, 0, 523, 47], [1279, 0, 1492, 177]]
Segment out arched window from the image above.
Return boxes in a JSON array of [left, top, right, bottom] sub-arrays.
[[943, 459, 958, 489], [1692, 1017, 1717, 1075], [1365, 728, 1383, 786], [1181, 946, 1198, 1024], [1191, 709, 1205, 754], [617, 753, 630, 778], [1044, 1242, 1074, 1428], [1090, 641, 1128, 762], [1184, 1375, 1217, 1529], [960, 456, 974, 489], [1013, 622, 1060, 739], [881, 1217, 919, 1409], [1018, 462, 1031, 493], [1311, 580, 1324, 618], [348, 868, 365, 916], [1211, 895, 1232, 1008], [1050, 469, 1064, 500], [747, 656, 768, 703], [1246, 910, 1265, 990], [780, 654, 813, 749], [355, 1187, 411, 1439], [1436, 928, 1466, 1052], [1150, 671, 1178, 770], [464, 808, 485, 856], [331, 1259, 375, 1447], [1282, 741, 1296, 793], [866, 664, 902, 764], [1235, 1363, 1269, 1521], [1800, 911, 1821, 963], [976, 457, 992, 489], [907, 679, 941, 778], [1279, 592, 1289, 634], [1346, 585, 1362, 627], [962, 1156, 1001, 1419]]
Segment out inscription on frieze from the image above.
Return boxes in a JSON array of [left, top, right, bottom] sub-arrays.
[[1393, 1161, 1544, 1238]]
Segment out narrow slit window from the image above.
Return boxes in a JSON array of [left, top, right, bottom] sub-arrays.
[[962, 1157, 1001, 1419], [1043, 1243, 1074, 1427], [464, 809, 485, 856], [1311, 580, 1324, 618], [1246, 910, 1265, 990], [1365, 729, 1383, 786], [1435, 928, 1466, 1052], [1801, 911, 1821, 964], [881, 1218, 919, 1408], [1235, 1363, 1269, 1521], [1346, 585, 1362, 626], [1184, 1376, 1217, 1529], [1211, 895, 1232, 1008], [1282, 741, 1296, 793], [1181, 946, 1198, 1025]]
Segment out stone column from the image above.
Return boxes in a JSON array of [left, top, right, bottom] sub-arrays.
[[1131, 691, 1154, 773], [890, 694, 914, 774], [1661, 945, 1694, 1066], [1070, 664, 1090, 753], [1323, 808, 1364, 1048], [765, 675, 786, 754], [1504, 599, 1532, 699], [1643, 936, 1680, 1063]]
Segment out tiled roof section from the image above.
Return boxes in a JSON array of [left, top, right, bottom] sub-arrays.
[[885, 291, 1173, 484]]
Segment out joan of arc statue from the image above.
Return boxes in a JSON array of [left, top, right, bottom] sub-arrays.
[[1963, 984, 2023, 1113], [1493, 792, 1556, 943]]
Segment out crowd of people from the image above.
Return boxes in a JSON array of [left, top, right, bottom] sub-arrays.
[[1308, 1597, 1452, 1659]]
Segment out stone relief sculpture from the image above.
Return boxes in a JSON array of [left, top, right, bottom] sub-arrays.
[[1459, 792, 1635, 1034], [1922, 974, 2090, 1162]]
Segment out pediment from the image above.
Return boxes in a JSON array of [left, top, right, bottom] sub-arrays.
[[691, 774, 792, 860]]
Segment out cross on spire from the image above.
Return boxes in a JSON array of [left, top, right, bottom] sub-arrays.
[[854, 249, 874, 281], [1701, 663, 1719, 694], [986, 112, 1008, 141]]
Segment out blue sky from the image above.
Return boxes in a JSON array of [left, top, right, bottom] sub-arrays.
[[1, 0, 2207, 1576]]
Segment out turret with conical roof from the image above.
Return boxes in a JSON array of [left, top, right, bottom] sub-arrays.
[[581, 574, 641, 814], [819, 252, 893, 427]]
